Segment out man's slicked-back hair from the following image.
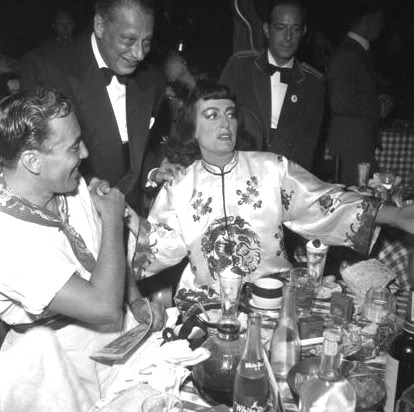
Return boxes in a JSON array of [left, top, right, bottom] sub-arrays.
[[0, 88, 72, 168], [266, 0, 306, 24], [346, 0, 387, 29], [95, 0, 154, 20]]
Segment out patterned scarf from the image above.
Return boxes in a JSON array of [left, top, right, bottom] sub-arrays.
[[0, 175, 96, 273]]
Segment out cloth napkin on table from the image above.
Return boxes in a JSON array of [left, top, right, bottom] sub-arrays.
[[0, 327, 92, 412]]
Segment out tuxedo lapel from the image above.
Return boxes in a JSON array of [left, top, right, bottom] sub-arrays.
[[66, 38, 127, 183], [125, 76, 154, 174], [253, 51, 272, 130], [277, 61, 305, 131]]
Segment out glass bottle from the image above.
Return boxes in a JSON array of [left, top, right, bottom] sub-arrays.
[[298, 329, 356, 412], [192, 269, 245, 406], [269, 284, 301, 378], [384, 289, 414, 412], [192, 322, 245, 406], [233, 313, 269, 412]]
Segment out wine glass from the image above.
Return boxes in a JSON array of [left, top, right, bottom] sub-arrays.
[[379, 167, 396, 200], [379, 167, 396, 190]]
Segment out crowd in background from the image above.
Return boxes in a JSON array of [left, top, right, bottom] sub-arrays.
[[0, 0, 413, 125]]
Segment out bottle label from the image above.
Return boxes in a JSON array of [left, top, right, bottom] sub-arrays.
[[244, 360, 265, 371], [233, 400, 267, 412], [324, 339, 338, 356], [384, 353, 399, 412]]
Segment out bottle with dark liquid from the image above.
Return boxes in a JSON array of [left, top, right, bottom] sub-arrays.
[[384, 289, 414, 412], [192, 321, 245, 406], [233, 312, 269, 412]]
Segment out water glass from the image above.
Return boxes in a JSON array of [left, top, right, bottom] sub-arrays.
[[219, 269, 243, 327], [142, 393, 183, 412], [357, 162, 371, 190], [362, 286, 396, 324], [379, 167, 396, 200], [306, 240, 329, 285], [290, 268, 318, 318]]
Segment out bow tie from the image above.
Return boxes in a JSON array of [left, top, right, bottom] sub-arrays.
[[100, 67, 129, 86], [266, 64, 292, 84]]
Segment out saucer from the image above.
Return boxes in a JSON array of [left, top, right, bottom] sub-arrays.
[[248, 298, 281, 311]]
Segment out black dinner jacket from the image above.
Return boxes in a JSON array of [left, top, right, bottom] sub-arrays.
[[21, 36, 166, 209], [219, 49, 325, 171]]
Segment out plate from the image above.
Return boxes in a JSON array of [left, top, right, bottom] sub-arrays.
[[248, 298, 281, 311]]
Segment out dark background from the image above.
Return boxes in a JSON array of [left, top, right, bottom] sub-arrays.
[[1, 0, 413, 70]]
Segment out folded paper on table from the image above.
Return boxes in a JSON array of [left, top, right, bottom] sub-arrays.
[[90, 322, 152, 362], [93, 308, 209, 410]]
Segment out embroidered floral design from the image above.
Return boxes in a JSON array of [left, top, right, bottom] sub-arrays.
[[345, 198, 381, 256], [132, 219, 156, 279], [236, 176, 262, 209], [191, 189, 212, 222], [281, 189, 294, 211], [319, 192, 342, 213], [201, 216, 261, 279], [273, 225, 285, 257]]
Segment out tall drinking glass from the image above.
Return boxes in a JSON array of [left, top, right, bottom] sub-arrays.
[[218, 269, 243, 330], [290, 268, 318, 318], [357, 162, 371, 191]]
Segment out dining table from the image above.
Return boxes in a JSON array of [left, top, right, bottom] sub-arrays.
[[90, 272, 410, 412]]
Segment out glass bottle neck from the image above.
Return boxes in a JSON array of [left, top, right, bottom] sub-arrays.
[[318, 331, 342, 380], [242, 314, 263, 360], [280, 285, 297, 321]]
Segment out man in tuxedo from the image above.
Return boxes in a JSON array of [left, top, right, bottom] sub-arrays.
[[327, 0, 392, 186], [219, 0, 325, 171], [21, 0, 173, 212]]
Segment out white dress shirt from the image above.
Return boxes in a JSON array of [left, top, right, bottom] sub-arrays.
[[91, 34, 129, 143], [268, 50, 294, 129]]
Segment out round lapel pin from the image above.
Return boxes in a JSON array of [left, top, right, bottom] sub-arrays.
[[291, 94, 298, 103]]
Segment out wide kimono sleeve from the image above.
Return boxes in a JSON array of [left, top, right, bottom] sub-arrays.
[[131, 182, 188, 280], [277, 157, 381, 256]]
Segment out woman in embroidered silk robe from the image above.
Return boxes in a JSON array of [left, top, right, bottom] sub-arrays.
[[130, 81, 414, 293]]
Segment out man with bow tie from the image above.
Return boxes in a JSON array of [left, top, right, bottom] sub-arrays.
[[219, 0, 325, 171], [21, 0, 180, 213]]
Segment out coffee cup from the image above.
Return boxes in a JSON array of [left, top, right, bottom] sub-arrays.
[[251, 277, 284, 309]]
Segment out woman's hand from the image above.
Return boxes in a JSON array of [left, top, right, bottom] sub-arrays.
[[151, 158, 186, 185], [130, 297, 167, 331]]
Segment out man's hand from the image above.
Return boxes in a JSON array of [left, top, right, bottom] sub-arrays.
[[89, 177, 125, 224], [151, 158, 186, 185], [376, 203, 414, 234], [130, 297, 167, 331], [395, 204, 414, 234]]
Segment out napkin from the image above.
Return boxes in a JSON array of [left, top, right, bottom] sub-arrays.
[[94, 308, 210, 408], [0, 327, 92, 412]]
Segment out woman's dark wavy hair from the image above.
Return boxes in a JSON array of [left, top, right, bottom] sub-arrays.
[[163, 80, 237, 167]]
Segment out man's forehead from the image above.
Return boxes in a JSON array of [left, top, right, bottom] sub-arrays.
[[47, 113, 80, 143], [271, 5, 304, 23], [110, 4, 153, 25]]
